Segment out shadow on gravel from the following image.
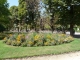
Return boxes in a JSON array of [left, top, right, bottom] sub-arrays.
[[73, 35, 80, 38]]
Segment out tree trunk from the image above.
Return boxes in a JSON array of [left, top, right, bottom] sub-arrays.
[[40, 19, 43, 30], [50, 25, 54, 33], [26, 26, 28, 32], [62, 26, 66, 34], [70, 4, 74, 36], [17, 27, 19, 32], [50, 14, 54, 33], [70, 24, 74, 36]]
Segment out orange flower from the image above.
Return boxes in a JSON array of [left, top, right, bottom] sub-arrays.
[[16, 35, 21, 41]]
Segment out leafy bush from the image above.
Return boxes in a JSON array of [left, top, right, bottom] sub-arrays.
[[0, 24, 6, 32], [6, 39, 12, 45], [3, 32, 74, 47], [0, 33, 7, 40]]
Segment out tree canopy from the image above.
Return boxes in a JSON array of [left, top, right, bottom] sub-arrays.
[[1, 0, 80, 35], [0, 0, 10, 32], [42, 0, 80, 35]]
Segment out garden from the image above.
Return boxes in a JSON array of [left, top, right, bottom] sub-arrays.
[[0, 31, 80, 59], [4, 32, 74, 47], [0, 34, 80, 59], [1, 0, 80, 60], [3, 32, 73, 47]]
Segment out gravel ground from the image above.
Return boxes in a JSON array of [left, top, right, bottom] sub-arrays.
[[6, 51, 80, 60]]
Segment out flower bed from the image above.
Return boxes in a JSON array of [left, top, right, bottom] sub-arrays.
[[3, 32, 74, 47]]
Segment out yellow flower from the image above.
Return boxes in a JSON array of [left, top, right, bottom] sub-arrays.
[[47, 35, 51, 39], [16, 35, 21, 41], [28, 41, 33, 45], [44, 42, 49, 46], [34, 35, 40, 40]]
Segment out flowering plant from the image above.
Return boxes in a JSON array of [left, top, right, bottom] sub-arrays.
[[3, 32, 74, 47]]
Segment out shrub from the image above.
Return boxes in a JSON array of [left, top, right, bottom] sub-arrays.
[[11, 40, 17, 46], [21, 42, 27, 47], [0, 24, 5, 32], [16, 41, 21, 46], [6, 40, 12, 45], [0, 33, 7, 40], [3, 32, 74, 47]]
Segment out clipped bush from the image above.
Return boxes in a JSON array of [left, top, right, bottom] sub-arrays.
[[3, 32, 74, 47]]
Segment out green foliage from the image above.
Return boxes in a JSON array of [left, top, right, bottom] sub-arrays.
[[57, 1, 80, 25], [18, 0, 27, 20], [0, 24, 6, 32], [0, 0, 10, 31], [11, 40, 17, 46], [6, 39, 12, 45], [26, 0, 40, 30], [0, 33, 7, 40], [43, 0, 80, 35], [42, 0, 60, 32], [21, 42, 27, 47], [9, 6, 18, 17], [0, 0, 9, 16], [9, 6, 18, 25]]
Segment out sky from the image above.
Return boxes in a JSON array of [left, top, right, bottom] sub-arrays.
[[7, 0, 18, 7]]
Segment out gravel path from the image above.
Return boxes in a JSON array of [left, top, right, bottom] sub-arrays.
[[6, 51, 80, 60]]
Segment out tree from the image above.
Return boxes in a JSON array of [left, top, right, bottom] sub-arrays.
[[9, 6, 19, 31], [18, 0, 29, 32], [0, 0, 9, 16], [58, 0, 80, 36], [42, 0, 59, 32], [26, 0, 40, 31], [0, 0, 10, 32], [18, 0, 27, 22]]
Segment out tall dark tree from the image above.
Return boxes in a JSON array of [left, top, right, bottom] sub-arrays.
[[0, 0, 10, 32], [58, 0, 80, 36]]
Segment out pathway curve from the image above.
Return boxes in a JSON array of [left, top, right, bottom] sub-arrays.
[[6, 51, 80, 60]]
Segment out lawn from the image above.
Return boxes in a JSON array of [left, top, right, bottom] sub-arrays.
[[0, 39, 80, 59]]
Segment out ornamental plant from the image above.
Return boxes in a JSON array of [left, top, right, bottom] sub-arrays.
[[3, 32, 74, 47]]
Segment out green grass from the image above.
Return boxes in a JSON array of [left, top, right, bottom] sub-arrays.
[[0, 39, 80, 59]]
